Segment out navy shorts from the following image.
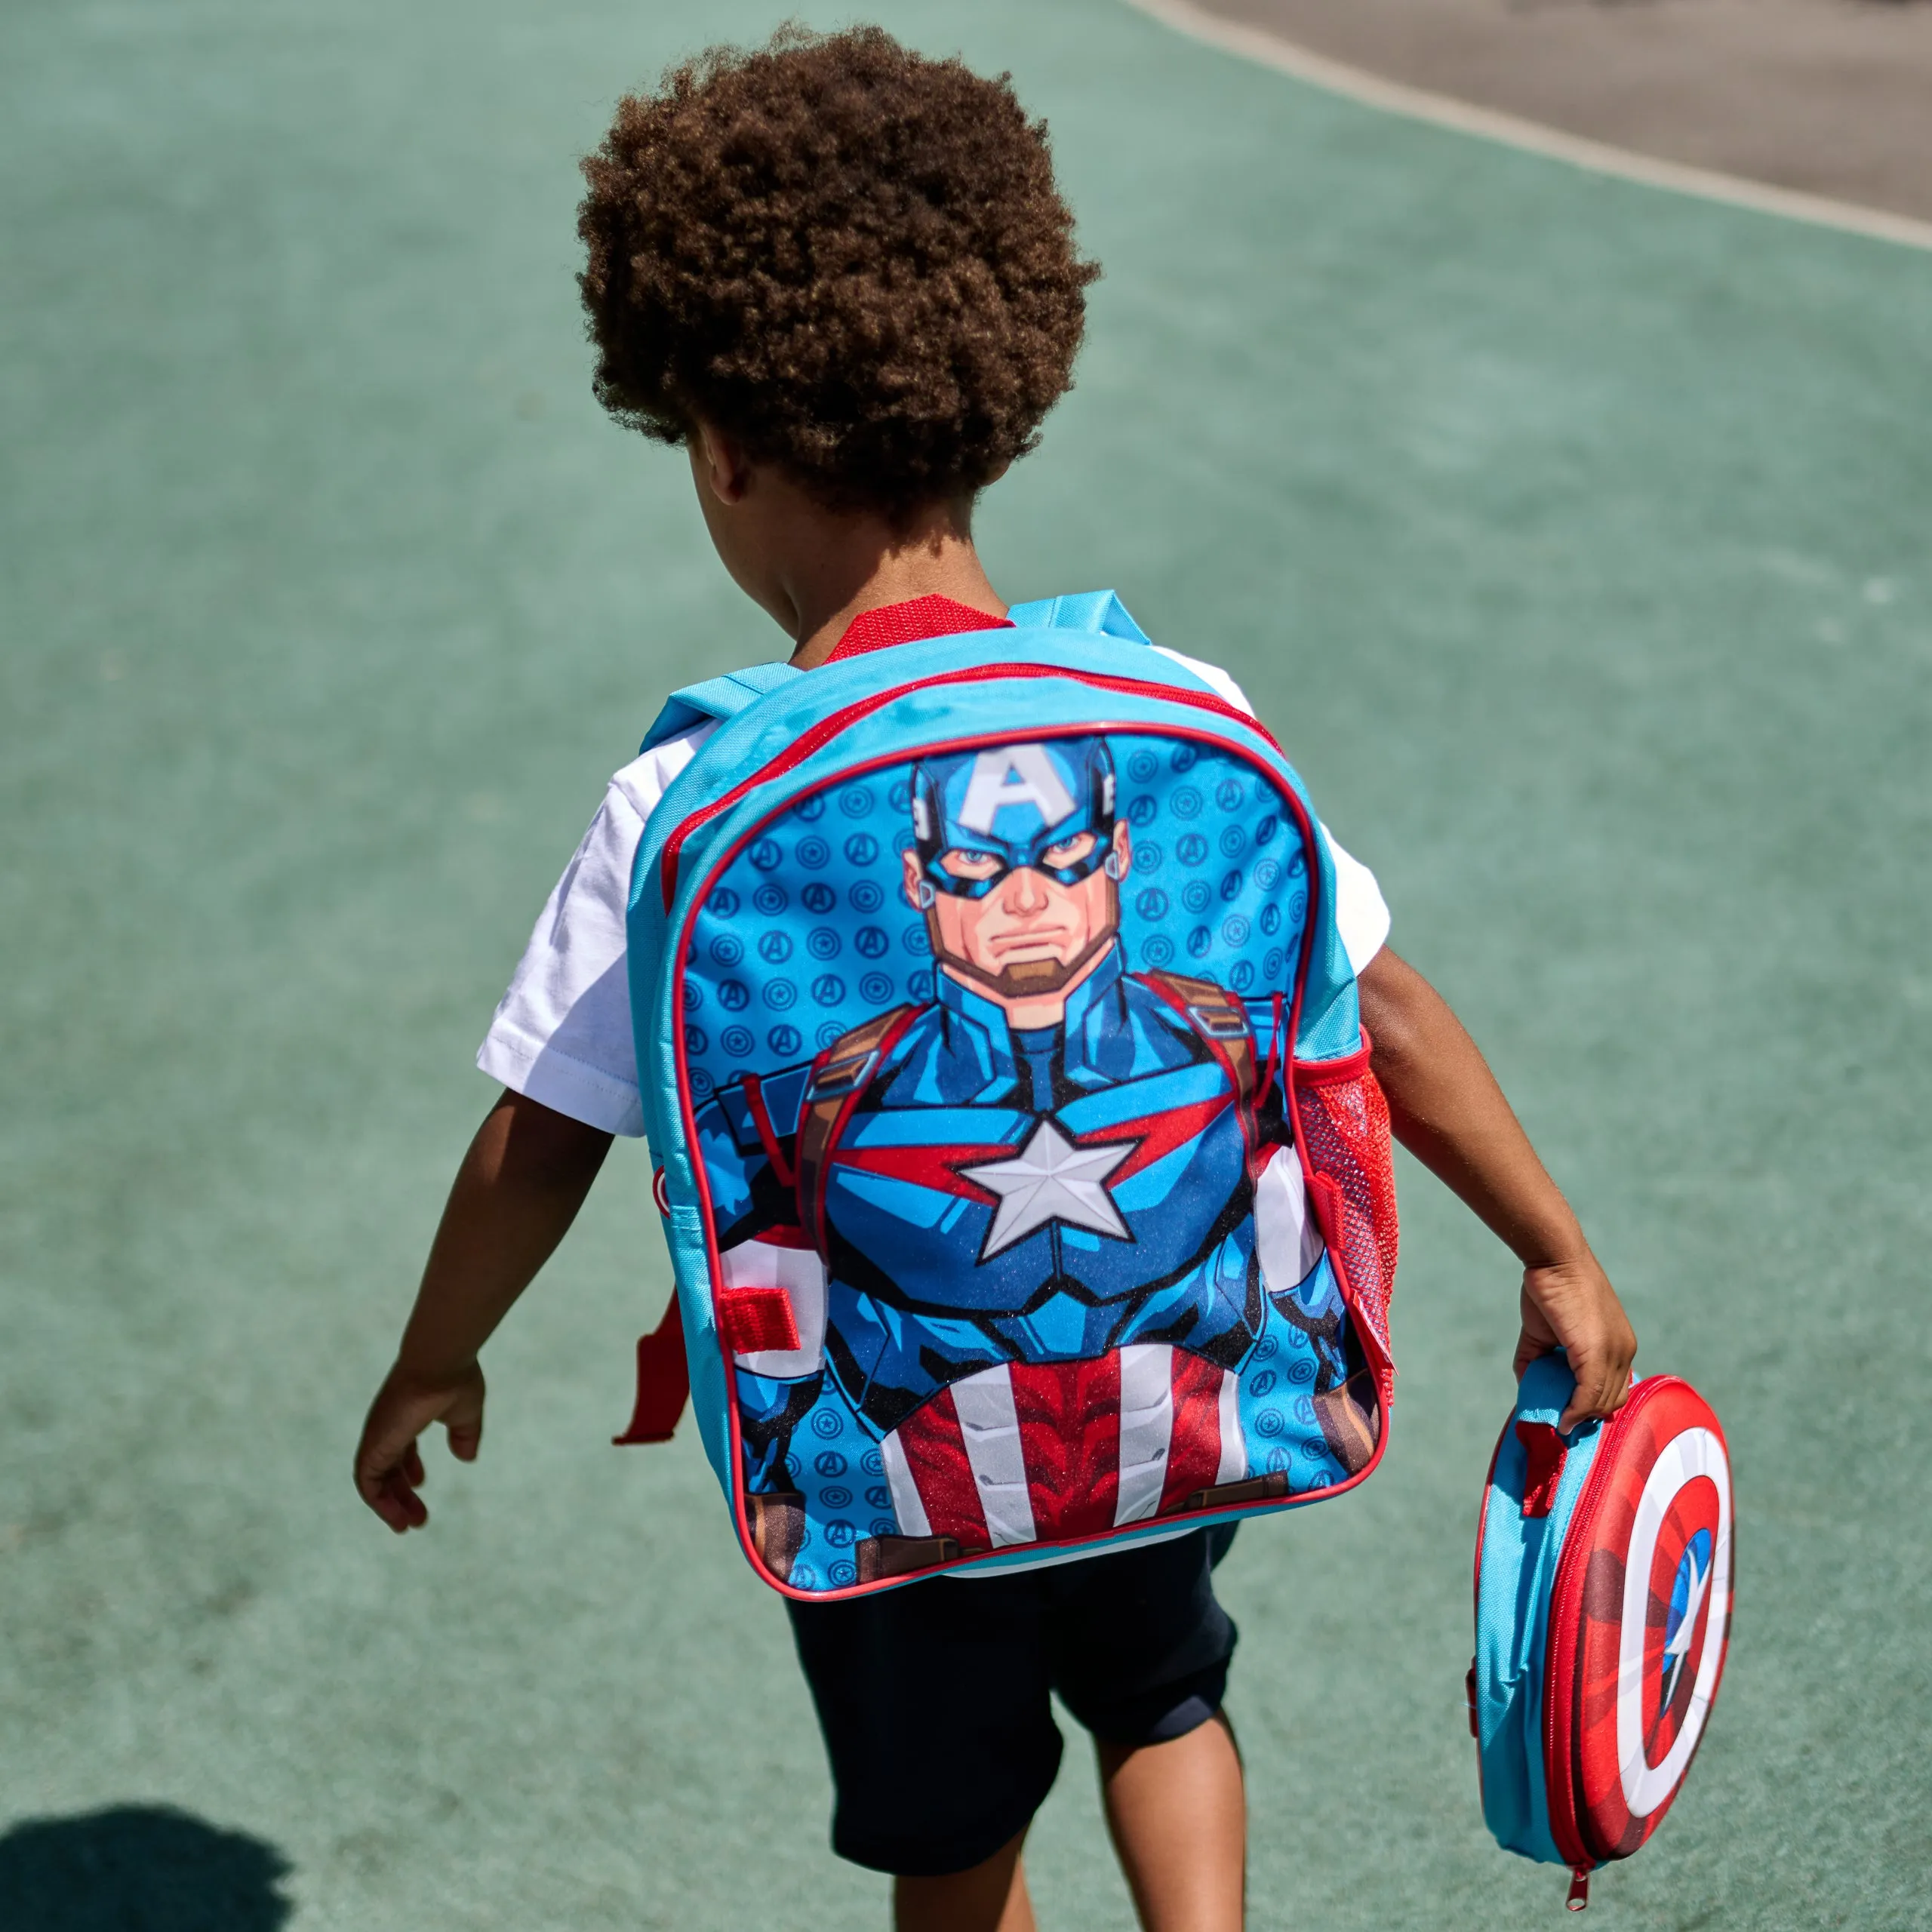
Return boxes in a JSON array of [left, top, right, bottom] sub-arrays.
[[785, 1527, 1238, 1877]]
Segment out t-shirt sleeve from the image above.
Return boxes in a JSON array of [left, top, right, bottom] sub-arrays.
[[475, 723, 715, 1137], [1151, 646, 1390, 975], [1324, 832, 1391, 978]]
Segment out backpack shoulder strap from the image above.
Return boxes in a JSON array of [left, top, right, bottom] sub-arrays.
[[640, 660, 801, 755], [1004, 590, 1152, 645], [794, 1004, 920, 1255], [1140, 971, 1257, 1113]]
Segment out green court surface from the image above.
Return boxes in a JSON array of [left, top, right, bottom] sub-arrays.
[[4, 1, 1928, 1925]]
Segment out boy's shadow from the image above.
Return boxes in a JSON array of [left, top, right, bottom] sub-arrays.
[[0, 1805, 292, 1930]]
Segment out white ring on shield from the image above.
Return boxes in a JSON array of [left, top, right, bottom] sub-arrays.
[[1615, 1426, 1732, 1817]]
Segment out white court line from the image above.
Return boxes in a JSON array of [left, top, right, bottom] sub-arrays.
[[1122, 0, 1932, 254]]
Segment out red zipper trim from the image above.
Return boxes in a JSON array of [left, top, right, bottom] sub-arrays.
[[1541, 1376, 1677, 1868], [659, 662, 1283, 911]]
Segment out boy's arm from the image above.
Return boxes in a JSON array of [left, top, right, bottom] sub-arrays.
[[353, 1090, 614, 1532], [1356, 948, 1637, 1431]]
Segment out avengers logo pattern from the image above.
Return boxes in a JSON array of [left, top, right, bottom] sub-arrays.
[[679, 733, 1384, 1592]]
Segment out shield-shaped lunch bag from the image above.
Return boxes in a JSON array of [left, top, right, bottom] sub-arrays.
[[610, 591, 1402, 1598], [1472, 1354, 1734, 1909]]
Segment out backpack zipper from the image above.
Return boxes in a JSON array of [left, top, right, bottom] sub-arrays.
[[658, 661, 1283, 910]]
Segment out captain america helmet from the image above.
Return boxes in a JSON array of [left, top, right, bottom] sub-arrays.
[[908, 737, 1121, 903]]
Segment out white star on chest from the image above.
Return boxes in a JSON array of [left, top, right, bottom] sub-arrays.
[[962, 1118, 1136, 1260]]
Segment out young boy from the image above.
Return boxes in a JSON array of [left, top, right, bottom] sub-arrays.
[[353, 28, 1636, 1932]]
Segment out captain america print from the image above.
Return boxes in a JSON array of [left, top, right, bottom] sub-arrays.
[[688, 734, 1380, 1587]]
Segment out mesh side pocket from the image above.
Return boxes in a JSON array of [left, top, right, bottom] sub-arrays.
[[1294, 1060, 1399, 1363]]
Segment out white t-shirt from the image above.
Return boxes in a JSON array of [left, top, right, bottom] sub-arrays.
[[478, 648, 1391, 1135]]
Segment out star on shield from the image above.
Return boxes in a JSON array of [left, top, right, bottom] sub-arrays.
[[961, 1118, 1135, 1260], [1660, 1547, 1710, 1706]]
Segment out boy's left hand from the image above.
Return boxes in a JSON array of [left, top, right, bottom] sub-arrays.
[[1515, 1253, 1638, 1432], [353, 1361, 486, 1534]]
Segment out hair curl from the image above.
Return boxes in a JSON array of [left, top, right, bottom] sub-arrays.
[[577, 26, 1100, 516]]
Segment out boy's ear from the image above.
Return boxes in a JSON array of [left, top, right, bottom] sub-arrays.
[[693, 418, 751, 506]]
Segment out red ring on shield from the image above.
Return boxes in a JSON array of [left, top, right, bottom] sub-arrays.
[[1546, 1378, 1734, 1866], [652, 1165, 672, 1218]]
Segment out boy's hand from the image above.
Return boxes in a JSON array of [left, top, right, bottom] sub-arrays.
[[351, 1092, 611, 1536], [1515, 1254, 1638, 1432], [353, 1361, 486, 1534]]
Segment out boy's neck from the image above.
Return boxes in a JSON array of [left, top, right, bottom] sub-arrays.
[[780, 503, 1006, 671]]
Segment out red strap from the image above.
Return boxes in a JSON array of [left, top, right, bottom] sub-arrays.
[[1253, 991, 1286, 1113], [1515, 1420, 1568, 1518], [612, 1295, 689, 1444], [717, 1284, 801, 1355], [824, 595, 1013, 661], [1307, 1172, 1346, 1254], [742, 1075, 798, 1191]]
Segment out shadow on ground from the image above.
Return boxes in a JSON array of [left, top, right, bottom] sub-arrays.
[[0, 1807, 292, 1932]]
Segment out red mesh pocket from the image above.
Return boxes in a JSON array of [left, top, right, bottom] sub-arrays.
[[1294, 1052, 1399, 1364]]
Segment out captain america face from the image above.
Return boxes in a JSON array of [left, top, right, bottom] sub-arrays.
[[900, 738, 1132, 1007]]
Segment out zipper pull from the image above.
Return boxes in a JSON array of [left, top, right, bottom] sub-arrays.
[[1565, 1865, 1591, 1911]]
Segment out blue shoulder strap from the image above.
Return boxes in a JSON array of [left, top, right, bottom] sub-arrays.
[[640, 660, 800, 754], [1005, 589, 1151, 644], [641, 597, 1144, 751], [641, 594, 1146, 752]]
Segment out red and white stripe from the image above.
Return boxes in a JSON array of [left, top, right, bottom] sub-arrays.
[[881, 1347, 1247, 1551]]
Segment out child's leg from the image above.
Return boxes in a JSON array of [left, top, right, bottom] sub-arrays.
[[894, 1829, 1035, 1932], [789, 1531, 1238, 1930], [786, 1578, 1062, 1920], [1097, 1712, 1245, 1932], [1047, 1531, 1244, 1931]]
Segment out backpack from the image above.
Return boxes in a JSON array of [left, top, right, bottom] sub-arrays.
[[614, 591, 1401, 1597], [1470, 1355, 1734, 1909]]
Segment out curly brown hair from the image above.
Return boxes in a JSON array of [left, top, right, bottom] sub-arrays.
[[577, 26, 1099, 517]]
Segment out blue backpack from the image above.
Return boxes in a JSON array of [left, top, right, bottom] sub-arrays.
[[614, 592, 1401, 1596]]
